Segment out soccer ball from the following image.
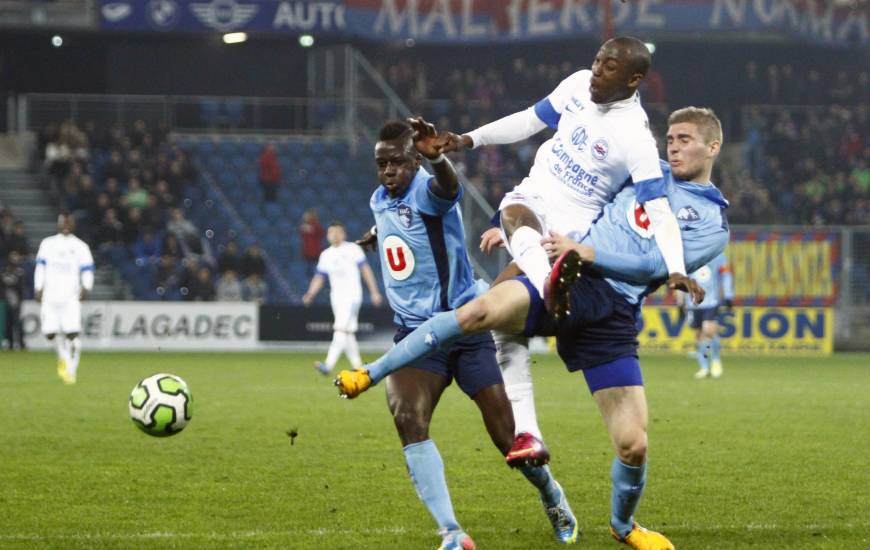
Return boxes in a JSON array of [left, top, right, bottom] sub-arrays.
[[129, 373, 193, 437]]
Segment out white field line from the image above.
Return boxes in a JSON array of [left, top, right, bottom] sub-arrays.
[[0, 523, 865, 542]]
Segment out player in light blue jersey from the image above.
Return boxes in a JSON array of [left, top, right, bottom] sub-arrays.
[[341, 118, 579, 549], [680, 252, 735, 379], [338, 108, 730, 550]]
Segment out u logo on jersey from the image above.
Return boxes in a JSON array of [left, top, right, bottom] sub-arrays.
[[383, 235, 415, 281], [626, 200, 654, 239]]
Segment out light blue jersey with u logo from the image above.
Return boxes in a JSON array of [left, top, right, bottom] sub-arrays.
[[371, 167, 483, 327]]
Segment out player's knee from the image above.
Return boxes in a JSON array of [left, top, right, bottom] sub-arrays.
[[457, 298, 490, 332], [391, 406, 430, 444], [500, 205, 540, 236], [615, 432, 648, 466]]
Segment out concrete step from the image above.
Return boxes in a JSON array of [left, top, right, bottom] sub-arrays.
[[8, 205, 57, 220], [0, 188, 49, 201]]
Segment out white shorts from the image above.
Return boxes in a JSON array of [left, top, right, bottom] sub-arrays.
[[331, 298, 361, 333], [41, 300, 82, 336], [498, 178, 596, 243]]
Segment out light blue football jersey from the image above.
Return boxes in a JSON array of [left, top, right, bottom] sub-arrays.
[[685, 252, 735, 310], [582, 161, 730, 304], [371, 167, 483, 327]]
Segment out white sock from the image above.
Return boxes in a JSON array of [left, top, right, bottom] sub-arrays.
[[344, 333, 362, 369], [325, 331, 347, 369], [494, 331, 543, 440], [68, 337, 82, 377], [509, 226, 550, 298], [55, 337, 66, 364]]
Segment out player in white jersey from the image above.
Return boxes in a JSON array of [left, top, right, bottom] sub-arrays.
[[34, 214, 95, 384], [439, 37, 697, 443], [303, 222, 382, 375]]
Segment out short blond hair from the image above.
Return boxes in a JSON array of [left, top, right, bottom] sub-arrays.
[[668, 107, 723, 145]]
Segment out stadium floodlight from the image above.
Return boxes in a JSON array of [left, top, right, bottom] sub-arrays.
[[645, 42, 656, 55], [51, 35, 63, 48], [299, 34, 314, 47], [223, 32, 248, 44]]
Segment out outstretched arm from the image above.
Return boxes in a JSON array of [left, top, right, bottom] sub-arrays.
[[439, 107, 549, 153], [408, 116, 460, 200]]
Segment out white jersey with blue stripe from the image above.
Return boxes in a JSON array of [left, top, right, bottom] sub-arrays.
[[686, 252, 735, 310], [583, 161, 730, 304], [34, 233, 94, 304], [528, 69, 665, 232], [315, 242, 366, 302], [371, 167, 483, 327]]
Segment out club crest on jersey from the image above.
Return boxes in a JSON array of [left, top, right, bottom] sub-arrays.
[[382, 234, 415, 281], [397, 204, 412, 228], [677, 206, 701, 221], [694, 265, 712, 282], [592, 139, 609, 160], [570, 126, 589, 152]]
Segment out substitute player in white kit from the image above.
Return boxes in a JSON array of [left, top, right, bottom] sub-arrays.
[[34, 213, 94, 384], [303, 221, 382, 375]]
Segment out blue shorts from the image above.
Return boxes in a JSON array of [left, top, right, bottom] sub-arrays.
[[518, 274, 641, 374], [393, 327, 503, 398], [687, 307, 720, 329]]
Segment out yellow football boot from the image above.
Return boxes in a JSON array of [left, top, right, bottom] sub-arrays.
[[334, 369, 372, 399], [611, 523, 674, 550], [57, 359, 67, 380], [710, 359, 723, 379]]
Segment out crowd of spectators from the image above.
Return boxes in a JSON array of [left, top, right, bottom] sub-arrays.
[[39, 118, 271, 302]]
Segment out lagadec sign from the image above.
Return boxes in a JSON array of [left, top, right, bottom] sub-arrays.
[[21, 301, 258, 350]]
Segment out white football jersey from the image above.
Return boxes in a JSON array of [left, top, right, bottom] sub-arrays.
[[35, 233, 95, 304], [316, 242, 366, 301], [528, 69, 663, 234]]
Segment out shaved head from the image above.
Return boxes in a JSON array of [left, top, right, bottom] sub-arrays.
[[605, 36, 651, 77]]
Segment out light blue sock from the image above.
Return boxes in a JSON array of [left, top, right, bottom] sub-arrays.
[[404, 440, 460, 532], [610, 458, 647, 538], [696, 338, 710, 371], [519, 464, 560, 507], [710, 335, 721, 361], [367, 311, 464, 384]]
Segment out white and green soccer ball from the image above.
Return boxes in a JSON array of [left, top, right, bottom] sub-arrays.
[[129, 373, 193, 437]]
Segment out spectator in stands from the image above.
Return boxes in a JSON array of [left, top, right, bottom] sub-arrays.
[[167, 207, 198, 245], [258, 143, 282, 202], [298, 209, 323, 277], [0, 212, 15, 250], [96, 209, 125, 249], [216, 270, 243, 301], [141, 194, 167, 233], [155, 254, 182, 297], [242, 244, 266, 279], [1, 250, 26, 350], [163, 233, 184, 263], [186, 266, 215, 302], [76, 176, 99, 218], [122, 208, 143, 246], [154, 179, 177, 210], [104, 177, 123, 208], [104, 150, 128, 183], [125, 177, 149, 210], [5, 222, 29, 258], [217, 241, 243, 274], [243, 272, 268, 304], [133, 231, 162, 265]]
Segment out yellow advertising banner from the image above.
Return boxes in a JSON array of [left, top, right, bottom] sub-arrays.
[[638, 306, 834, 355]]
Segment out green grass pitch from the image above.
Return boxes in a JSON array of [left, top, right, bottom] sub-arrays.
[[1, 351, 868, 549]]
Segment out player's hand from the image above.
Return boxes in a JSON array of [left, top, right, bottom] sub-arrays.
[[35, 290, 42, 303], [371, 293, 383, 307], [668, 273, 705, 304], [407, 116, 442, 159], [479, 227, 504, 254], [79, 289, 89, 301], [302, 292, 314, 306], [355, 230, 377, 252], [436, 131, 472, 154], [542, 231, 594, 263]]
